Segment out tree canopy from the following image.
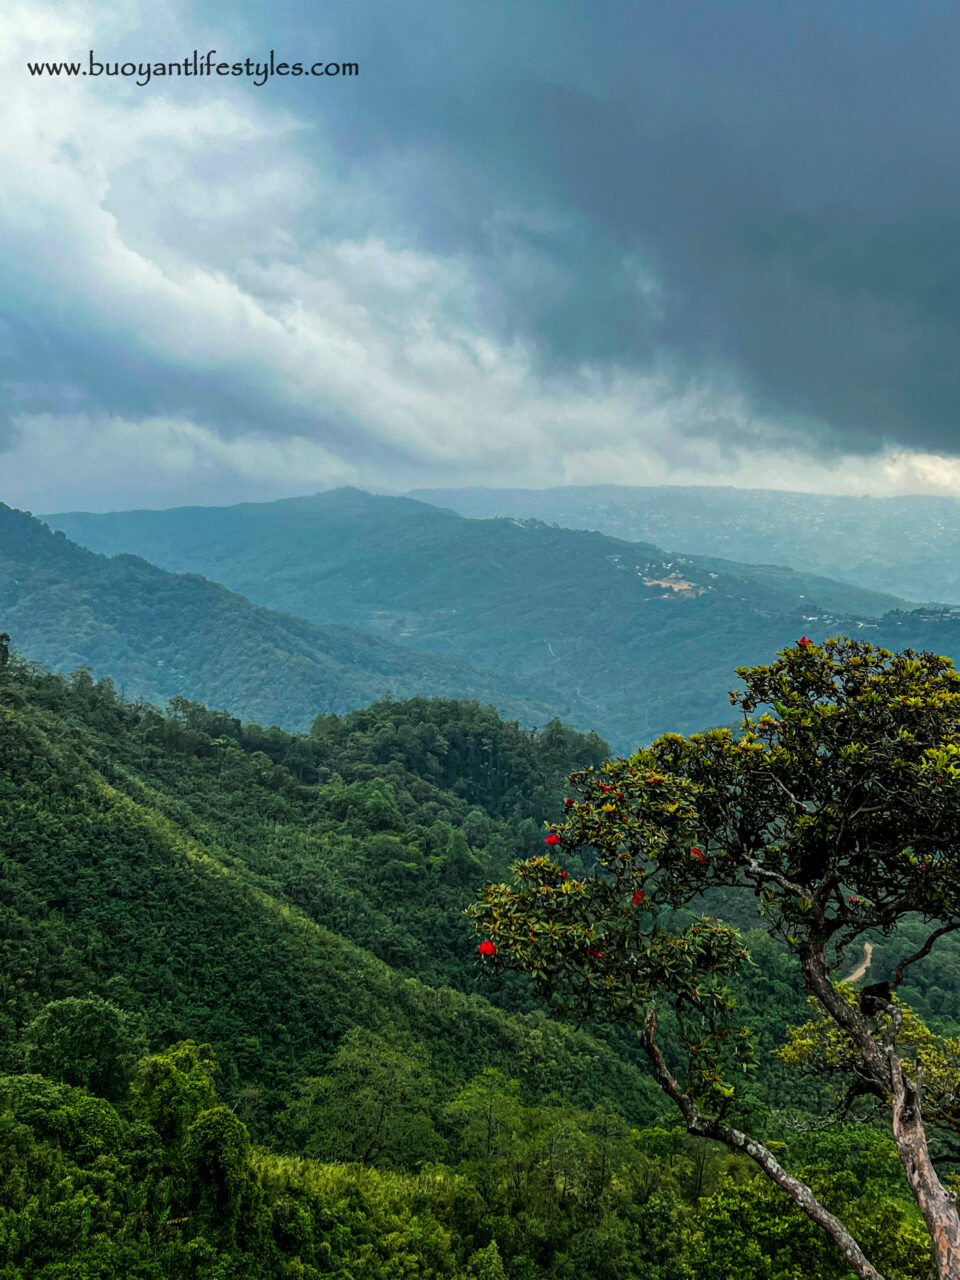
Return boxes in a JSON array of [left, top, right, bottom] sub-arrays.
[[473, 637, 960, 1280]]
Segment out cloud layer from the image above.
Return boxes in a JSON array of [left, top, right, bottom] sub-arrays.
[[5, 0, 960, 510]]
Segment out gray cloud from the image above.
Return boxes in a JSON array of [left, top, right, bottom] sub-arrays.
[[5, 0, 960, 514], [262, 0, 960, 454], [0, 309, 414, 474]]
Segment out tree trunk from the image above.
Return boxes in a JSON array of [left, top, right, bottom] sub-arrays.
[[890, 1058, 960, 1279], [800, 943, 960, 1278]]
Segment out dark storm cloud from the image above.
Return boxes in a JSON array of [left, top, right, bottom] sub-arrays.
[[7, 0, 960, 497], [250, 0, 960, 455]]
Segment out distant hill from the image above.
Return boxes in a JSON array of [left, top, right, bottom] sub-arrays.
[[411, 484, 960, 605], [0, 503, 570, 731], [46, 488, 960, 750]]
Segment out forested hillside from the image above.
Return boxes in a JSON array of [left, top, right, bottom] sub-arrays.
[[0, 651, 626, 1126], [0, 643, 950, 1278], [411, 484, 960, 606], [0, 502, 570, 731], [46, 487, 960, 749]]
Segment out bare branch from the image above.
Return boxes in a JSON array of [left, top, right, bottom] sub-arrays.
[[805, 944, 960, 1272], [893, 923, 960, 990], [777, 1087, 885, 1134], [881, 1001, 904, 1052], [765, 770, 806, 814]]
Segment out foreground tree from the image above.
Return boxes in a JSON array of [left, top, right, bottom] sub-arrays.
[[283, 1027, 445, 1169], [471, 637, 960, 1280], [21, 995, 147, 1103]]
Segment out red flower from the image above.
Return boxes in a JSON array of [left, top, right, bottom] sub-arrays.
[[560, 870, 569, 879], [545, 833, 560, 845], [798, 636, 813, 646], [564, 797, 575, 807], [847, 896, 859, 905], [692, 847, 706, 863], [478, 940, 497, 956], [632, 890, 646, 905], [588, 948, 604, 959]]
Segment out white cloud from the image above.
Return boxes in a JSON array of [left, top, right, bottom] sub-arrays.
[[4, 413, 356, 511]]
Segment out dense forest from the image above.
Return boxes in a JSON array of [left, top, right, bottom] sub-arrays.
[[0, 638, 951, 1278]]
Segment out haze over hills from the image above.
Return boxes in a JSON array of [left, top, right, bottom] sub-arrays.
[[45, 487, 960, 749], [410, 484, 960, 605], [49, 488, 914, 621], [0, 502, 571, 731]]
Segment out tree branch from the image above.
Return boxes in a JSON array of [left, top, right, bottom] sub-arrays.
[[802, 943, 960, 1275], [765, 770, 806, 814], [737, 851, 806, 899], [639, 1010, 887, 1280], [893, 923, 960, 990], [800, 942, 890, 1080]]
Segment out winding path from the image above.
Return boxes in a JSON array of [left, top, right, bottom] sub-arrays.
[[842, 941, 874, 984]]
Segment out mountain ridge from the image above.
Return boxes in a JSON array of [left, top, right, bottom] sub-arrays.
[[0, 501, 574, 731], [43, 487, 954, 750], [409, 483, 960, 604]]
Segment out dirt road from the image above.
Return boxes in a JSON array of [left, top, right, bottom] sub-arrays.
[[843, 941, 874, 984]]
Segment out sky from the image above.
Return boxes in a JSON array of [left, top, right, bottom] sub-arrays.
[[4, 0, 960, 511]]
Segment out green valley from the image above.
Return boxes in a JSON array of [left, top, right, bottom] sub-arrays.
[[0, 642, 943, 1279]]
